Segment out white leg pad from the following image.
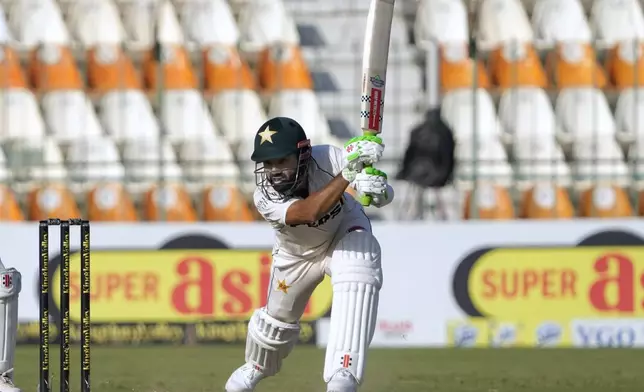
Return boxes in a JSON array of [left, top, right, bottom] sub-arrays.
[[324, 231, 382, 384], [0, 268, 20, 375], [244, 308, 300, 377]]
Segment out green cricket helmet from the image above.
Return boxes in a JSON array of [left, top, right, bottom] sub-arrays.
[[251, 117, 312, 200]]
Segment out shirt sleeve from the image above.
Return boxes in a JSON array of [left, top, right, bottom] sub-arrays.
[[253, 189, 298, 229], [327, 145, 346, 176]]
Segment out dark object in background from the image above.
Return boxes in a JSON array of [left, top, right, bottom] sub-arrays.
[[396, 108, 455, 188]]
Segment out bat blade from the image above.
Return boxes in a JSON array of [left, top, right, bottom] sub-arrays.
[[359, 0, 395, 136]]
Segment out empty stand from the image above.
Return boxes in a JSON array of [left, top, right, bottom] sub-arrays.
[[439, 44, 491, 92], [98, 90, 160, 143], [122, 137, 183, 186], [532, 0, 591, 49], [520, 184, 574, 219], [211, 89, 267, 148], [488, 42, 548, 88], [87, 183, 138, 221], [67, 0, 126, 47], [547, 42, 607, 88], [615, 88, 644, 148], [118, 0, 185, 50], [0, 185, 25, 221], [29, 44, 83, 90], [142, 44, 197, 90], [0, 89, 46, 141], [143, 184, 197, 221], [605, 40, 644, 89], [27, 183, 81, 221], [441, 88, 502, 143], [159, 89, 220, 143], [590, 0, 644, 49], [455, 140, 513, 186], [237, 0, 300, 54], [463, 184, 515, 219], [87, 45, 142, 92], [10, 0, 70, 50], [66, 135, 125, 185], [203, 45, 256, 93], [201, 185, 254, 221], [268, 89, 335, 145], [177, 0, 239, 47], [177, 133, 240, 184], [0, 47, 28, 89], [257, 43, 312, 91], [41, 91, 104, 144], [3, 137, 68, 183], [579, 185, 633, 217], [477, 0, 534, 52], [414, 0, 469, 47]]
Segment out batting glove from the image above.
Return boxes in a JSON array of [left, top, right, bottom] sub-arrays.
[[353, 167, 388, 198], [343, 135, 384, 172]]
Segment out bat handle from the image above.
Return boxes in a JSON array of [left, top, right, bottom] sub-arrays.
[[357, 130, 378, 207]]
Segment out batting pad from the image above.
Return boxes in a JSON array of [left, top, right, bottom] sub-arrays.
[[324, 231, 382, 384], [245, 308, 300, 377], [0, 268, 20, 375]]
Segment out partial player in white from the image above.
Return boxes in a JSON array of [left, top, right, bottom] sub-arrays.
[[225, 117, 393, 392], [0, 259, 22, 392]]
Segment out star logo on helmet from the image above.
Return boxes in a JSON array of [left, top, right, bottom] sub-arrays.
[[258, 127, 278, 145]]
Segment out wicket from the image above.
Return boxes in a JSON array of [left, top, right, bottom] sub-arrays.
[[39, 219, 91, 392]]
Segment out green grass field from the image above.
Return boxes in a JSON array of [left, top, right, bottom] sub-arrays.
[[14, 346, 643, 392]]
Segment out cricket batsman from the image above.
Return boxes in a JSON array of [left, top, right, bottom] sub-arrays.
[[225, 117, 393, 392], [0, 259, 22, 392]]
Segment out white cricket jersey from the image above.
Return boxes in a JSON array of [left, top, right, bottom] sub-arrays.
[[254, 144, 367, 267]]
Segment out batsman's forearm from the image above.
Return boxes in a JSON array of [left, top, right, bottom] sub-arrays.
[[285, 174, 349, 225]]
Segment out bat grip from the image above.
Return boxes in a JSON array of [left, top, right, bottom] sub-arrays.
[[358, 130, 378, 206]]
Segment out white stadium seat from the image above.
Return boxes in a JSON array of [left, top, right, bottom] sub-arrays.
[[477, 0, 534, 52], [591, 0, 644, 50], [0, 147, 8, 181], [268, 90, 334, 144], [414, 0, 469, 47], [498, 87, 571, 184], [615, 88, 644, 147], [532, 0, 591, 49], [178, 133, 240, 184], [41, 91, 104, 144], [237, 0, 299, 53], [3, 137, 67, 182], [0, 89, 46, 141], [117, 0, 184, 50], [455, 139, 513, 187], [67, 0, 126, 47], [98, 90, 160, 143], [66, 135, 125, 184], [160, 90, 219, 144], [555, 88, 629, 184], [10, 0, 70, 49], [441, 88, 503, 144], [176, 0, 239, 47], [122, 138, 183, 185], [211, 89, 267, 148], [0, 6, 12, 43]]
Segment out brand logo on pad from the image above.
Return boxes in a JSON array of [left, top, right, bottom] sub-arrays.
[[340, 354, 352, 368]]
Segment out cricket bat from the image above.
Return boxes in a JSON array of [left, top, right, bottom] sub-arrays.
[[358, 0, 395, 206]]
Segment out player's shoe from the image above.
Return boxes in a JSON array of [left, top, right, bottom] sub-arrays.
[[0, 369, 20, 392], [326, 369, 358, 392], [224, 363, 265, 392]]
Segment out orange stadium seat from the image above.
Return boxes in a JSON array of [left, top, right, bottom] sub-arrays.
[[463, 184, 515, 220], [87, 183, 138, 221], [605, 40, 644, 89], [0, 185, 24, 221], [27, 184, 81, 221], [29, 44, 83, 90], [440, 44, 490, 93], [257, 43, 313, 91], [203, 45, 256, 93], [0, 47, 28, 88], [142, 44, 197, 90], [637, 191, 644, 216], [519, 184, 574, 219], [579, 185, 633, 218], [201, 185, 254, 221], [143, 184, 197, 222], [87, 45, 141, 92], [488, 42, 548, 88], [547, 42, 607, 88]]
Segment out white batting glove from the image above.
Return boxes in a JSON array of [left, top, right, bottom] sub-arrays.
[[353, 167, 388, 197], [343, 135, 384, 172]]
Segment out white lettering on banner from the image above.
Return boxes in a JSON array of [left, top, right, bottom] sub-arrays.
[[571, 319, 644, 348], [2, 220, 644, 347]]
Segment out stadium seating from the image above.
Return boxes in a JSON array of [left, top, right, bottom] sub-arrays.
[[0, 0, 641, 221]]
